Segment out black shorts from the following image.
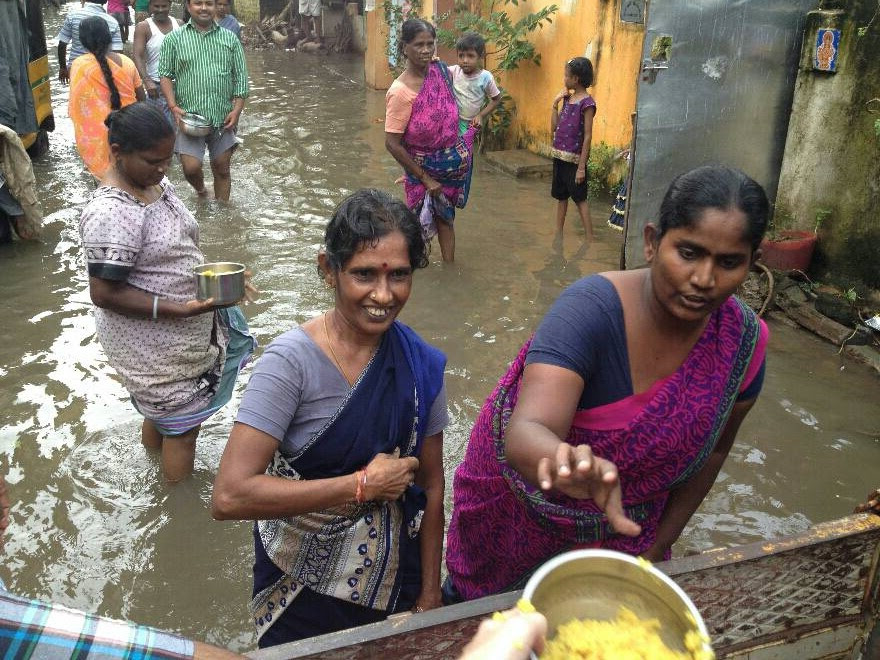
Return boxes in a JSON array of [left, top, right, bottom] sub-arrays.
[[551, 158, 589, 203]]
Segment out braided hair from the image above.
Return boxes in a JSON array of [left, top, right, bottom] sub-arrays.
[[79, 17, 121, 110]]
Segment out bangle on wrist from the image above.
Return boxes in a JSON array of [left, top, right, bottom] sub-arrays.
[[152, 294, 160, 320], [355, 469, 368, 504]]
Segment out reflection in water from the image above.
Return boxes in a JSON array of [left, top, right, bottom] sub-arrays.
[[0, 6, 878, 651]]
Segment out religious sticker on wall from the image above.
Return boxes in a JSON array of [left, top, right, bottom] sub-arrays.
[[814, 28, 840, 72], [620, 0, 644, 24]]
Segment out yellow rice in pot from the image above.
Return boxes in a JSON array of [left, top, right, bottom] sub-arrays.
[[539, 605, 713, 660]]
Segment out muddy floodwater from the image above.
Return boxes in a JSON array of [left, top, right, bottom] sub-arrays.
[[1, 6, 878, 652]]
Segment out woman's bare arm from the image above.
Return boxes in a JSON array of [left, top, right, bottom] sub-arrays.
[[88, 277, 214, 319], [211, 422, 420, 520], [413, 432, 445, 611], [506, 363, 640, 536]]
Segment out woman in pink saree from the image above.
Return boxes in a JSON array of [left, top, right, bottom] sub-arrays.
[[445, 166, 771, 601], [385, 18, 476, 263]]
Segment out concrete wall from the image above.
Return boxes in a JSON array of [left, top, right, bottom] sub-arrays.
[[363, 0, 645, 154], [776, 0, 880, 288]]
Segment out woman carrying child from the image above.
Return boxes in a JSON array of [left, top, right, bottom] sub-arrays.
[[69, 17, 145, 179], [385, 18, 476, 263], [550, 56, 596, 242], [79, 103, 255, 482]]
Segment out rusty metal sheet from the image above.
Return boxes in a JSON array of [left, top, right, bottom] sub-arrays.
[[669, 515, 880, 656], [723, 622, 864, 659], [246, 515, 880, 659], [246, 592, 518, 659]]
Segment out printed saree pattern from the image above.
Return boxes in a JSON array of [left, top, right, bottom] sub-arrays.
[[402, 61, 475, 230], [251, 322, 445, 640]]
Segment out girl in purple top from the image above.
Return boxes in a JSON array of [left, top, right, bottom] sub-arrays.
[[550, 57, 596, 241]]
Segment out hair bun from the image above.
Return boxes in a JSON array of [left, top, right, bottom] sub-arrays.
[[104, 109, 119, 129]]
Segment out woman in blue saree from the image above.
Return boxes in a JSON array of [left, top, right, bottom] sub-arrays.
[[212, 189, 448, 647]]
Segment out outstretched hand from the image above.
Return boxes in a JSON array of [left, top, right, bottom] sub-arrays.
[[536, 442, 641, 537]]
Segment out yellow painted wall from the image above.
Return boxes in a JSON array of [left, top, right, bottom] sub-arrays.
[[497, 0, 644, 154], [363, 0, 644, 154], [365, 8, 395, 90]]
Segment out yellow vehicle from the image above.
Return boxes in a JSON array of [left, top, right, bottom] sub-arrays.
[[0, 0, 55, 157]]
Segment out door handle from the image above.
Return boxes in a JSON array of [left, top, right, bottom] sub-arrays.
[[641, 58, 669, 83]]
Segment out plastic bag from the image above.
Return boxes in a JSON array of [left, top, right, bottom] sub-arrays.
[[418, 195, 437, 241]]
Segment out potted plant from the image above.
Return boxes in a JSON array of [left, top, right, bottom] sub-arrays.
[[759, 208, 826, 272]]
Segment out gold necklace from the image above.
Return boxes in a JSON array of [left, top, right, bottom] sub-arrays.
[[323, 312, 354, 386]]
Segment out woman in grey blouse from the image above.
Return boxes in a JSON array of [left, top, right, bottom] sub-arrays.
[[212, 189, 449, 647]]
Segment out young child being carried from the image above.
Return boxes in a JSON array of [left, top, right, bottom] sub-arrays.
[[448, 32, 502, 136], [550, 56, 596, 241]]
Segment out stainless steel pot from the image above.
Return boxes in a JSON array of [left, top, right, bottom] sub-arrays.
[[194, 262, 245, 305], [522, 549, 713, 658], [179, 113, 213, 137]]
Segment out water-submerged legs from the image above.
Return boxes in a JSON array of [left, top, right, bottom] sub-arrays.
[[141, 419, 199, 482]]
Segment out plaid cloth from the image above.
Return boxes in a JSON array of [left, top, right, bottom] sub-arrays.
[[0, 587, 194, 659]]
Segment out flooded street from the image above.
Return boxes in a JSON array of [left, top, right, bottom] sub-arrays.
[[1, 6, 878, 651]]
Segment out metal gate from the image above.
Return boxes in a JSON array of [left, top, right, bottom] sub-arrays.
[[624, 0, 817, 267]]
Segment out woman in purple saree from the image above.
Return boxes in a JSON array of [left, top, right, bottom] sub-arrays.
[[445, 166, 772, 601], [385, 18, 476, 263]]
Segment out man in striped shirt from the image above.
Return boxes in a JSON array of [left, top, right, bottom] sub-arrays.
[[158, 0, 249, 201]]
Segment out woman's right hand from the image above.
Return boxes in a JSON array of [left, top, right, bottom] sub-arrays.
[[422, 174, 442, 197], [363, 450, 420, 501], [181, 298, 219, 316], [536, 442, 642, 537]]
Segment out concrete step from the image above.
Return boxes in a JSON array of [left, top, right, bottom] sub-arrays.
[[483, 149, 552, 179]]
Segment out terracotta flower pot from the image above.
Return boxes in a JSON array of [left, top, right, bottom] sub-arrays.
[[759, 230, 817, 271]]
